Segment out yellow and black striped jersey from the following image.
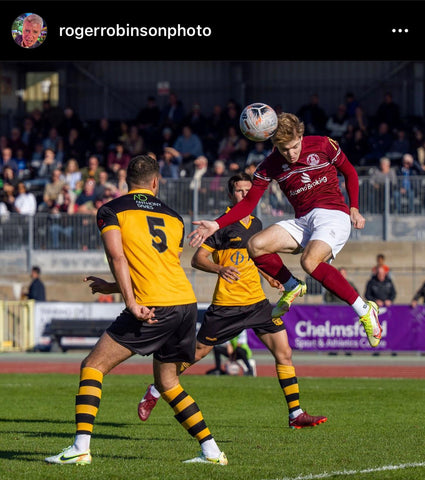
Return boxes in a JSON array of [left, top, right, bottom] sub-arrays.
[[97, 188, 196, 307], [202, 209, 266, 306]]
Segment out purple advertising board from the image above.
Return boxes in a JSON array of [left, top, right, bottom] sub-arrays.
[[247, 305, 425, 352]]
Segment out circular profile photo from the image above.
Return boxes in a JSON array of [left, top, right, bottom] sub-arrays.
[[12, 13, 47, 49]]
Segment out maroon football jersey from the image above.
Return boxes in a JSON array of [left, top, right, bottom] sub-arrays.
[[253, 136, 351, 218]]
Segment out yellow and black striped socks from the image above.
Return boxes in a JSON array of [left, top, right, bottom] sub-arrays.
[[162, 384, 212, 444], [276, 364, 302, 417], [75, 366, 103, 435]]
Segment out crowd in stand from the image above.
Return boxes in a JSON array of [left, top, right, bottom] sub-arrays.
[[1, 90, 425, 218]]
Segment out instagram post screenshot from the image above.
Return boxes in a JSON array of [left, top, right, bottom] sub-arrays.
[[0, 1, 425, 479]]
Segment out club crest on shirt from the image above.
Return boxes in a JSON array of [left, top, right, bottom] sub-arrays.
[[306, 153, 320, 166]]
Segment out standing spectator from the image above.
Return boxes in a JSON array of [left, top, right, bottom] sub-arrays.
[[371, 253, 391, 277], [365, 265, 396, 308], [24, 266, 46, 301], [345, 92, 360, 118], [14, 182, 37, 215], [411, 281, 425, 308]]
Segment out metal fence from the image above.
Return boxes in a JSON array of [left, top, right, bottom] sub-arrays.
[[1, 175, 425, 254]]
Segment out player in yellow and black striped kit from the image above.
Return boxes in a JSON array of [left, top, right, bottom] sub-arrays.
[[45, 154, 227, 466], [138, 172, 327, 429]]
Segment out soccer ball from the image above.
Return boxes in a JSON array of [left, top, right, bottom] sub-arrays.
[[239, 103, 278, 142], [225, 361, 241, 376]]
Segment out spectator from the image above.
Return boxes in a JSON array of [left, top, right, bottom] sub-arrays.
[[347, 105, 369, 135], [2, 165, 19, 191], [0, 147, 19, 177], [324, 267, 359, 304], [123, 124, 145, 157], [246, 140, 270, 168], [204, 103, 225, 157], [53, 183, 77, 214], [114, 167, 128, 196], [63, 127, 87, 164], [393, 153, 423, 214], [62, 158, 82, 192], [173, 124, 204, 165], [107, 142, 131, 175], [8, 127, 28, 158], [365, 265, 396, 308], [91, 117, 117, 151], [136, 96, 161, 134], [217, 125, 240, 163], [75, 177, 98, 214], [208, 160, 227, 193], [80, 155, 105, 183], [375, 91, 402, 132], [14, 181, 37, 215], [296, 93, 328, 135], [222, 98, 241, 131], [325, 103, 349, 142], [386, 128, 411, 163], [158, 146, 182, 179], [189, 155, 209, 191], [344, 92, 360, 118], [160, 91, 186, 129], [343, 127, 371, 166], [183, 102, 208, 138], [42, 127, 61, 153], [39, 168, 66, 212], [228, 137, 251, 173], [59, 106, 83, 137], [369, 156, 397, 213], [38, 148, 61, 180], [364, 122, 394, 166], [411, 281, 425, 308], [20, 117, 38, 153], [371, 253, 391, 277], [93, 170, 110, 202], [23, 266, 46, 301]]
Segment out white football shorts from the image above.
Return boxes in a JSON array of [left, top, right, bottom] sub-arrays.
[[275, 208, 352, 258]]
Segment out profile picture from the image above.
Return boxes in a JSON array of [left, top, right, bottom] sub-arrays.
[[12, 13, 47, 49]]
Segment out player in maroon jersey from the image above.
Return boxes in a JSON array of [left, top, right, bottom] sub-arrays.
[[189, 112, 382, 348]]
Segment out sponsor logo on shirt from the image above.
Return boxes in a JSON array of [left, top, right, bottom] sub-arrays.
[[289, 175, 328, 196]]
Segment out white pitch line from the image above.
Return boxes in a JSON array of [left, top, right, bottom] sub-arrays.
[[267, 462, 425, 480]]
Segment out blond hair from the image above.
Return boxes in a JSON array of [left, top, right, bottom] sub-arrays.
[[272, 113, 305, 148]]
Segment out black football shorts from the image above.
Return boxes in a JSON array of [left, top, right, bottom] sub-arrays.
[[197, 298, 286, 346], [106, 303, 197, 363]]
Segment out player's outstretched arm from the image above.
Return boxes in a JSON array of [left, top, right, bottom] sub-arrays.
[[188, 220, 220, 247], [84, 276, 119, 295]]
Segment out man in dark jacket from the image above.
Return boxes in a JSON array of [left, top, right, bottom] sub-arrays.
[[365, 265, 396, 308], [26, 266, 46, 301]]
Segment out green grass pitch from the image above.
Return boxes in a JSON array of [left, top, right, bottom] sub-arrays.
[[1, 373, 425, 480]]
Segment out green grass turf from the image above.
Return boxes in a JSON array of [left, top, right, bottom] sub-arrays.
[[0, 373, 425, 480]]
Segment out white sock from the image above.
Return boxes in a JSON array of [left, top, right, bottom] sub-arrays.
[[283, 276, 299, 292], [150, 384, 161, 398], [289, 408, 303, 420], [201, 438, 221, 458], [351, 297, 369, 317], [73, 434, 91, 452]]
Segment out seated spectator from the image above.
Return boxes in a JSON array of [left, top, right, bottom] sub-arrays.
[[1, 147, 19, 177], [94, 170, 110, 201], [20, 117, 38, 153], [42, 126, 61, 153], [38, 168, 66, 212], [296, 93, 328, 135], [365, 265, 396, 308], [369, 156, 397, 213], [245, 141, 270, 168], [14, 181, 37, 215], [2, 165, 19, 191], [217, 125, 240, 163], [228, 137, 251, 172], [325, 103, 349, 142], [189, 155, 209, 191], [75, 177, 98, 214], [158, 146, 182, 179], [8, 126, 28, 159], [107, 142, 131, 175], [62, 158, 82, 192], [80, 155, 105, 183], [386, 128, 411, 163], [173, 124, 204, 165], [114, 167, 128, 196], [63, 127, 87, 164], [363, 122, 394, 166], [99, 182, 119, 205], [37, 148, 61, 180], [53, 183, 77, 214], [123, 124, 144, 157]]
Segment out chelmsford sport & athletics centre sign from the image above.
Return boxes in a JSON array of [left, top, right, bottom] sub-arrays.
[[247, 305, 425, 352]]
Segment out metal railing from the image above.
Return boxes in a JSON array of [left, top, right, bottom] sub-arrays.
[[1, 175, 424, 255]]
